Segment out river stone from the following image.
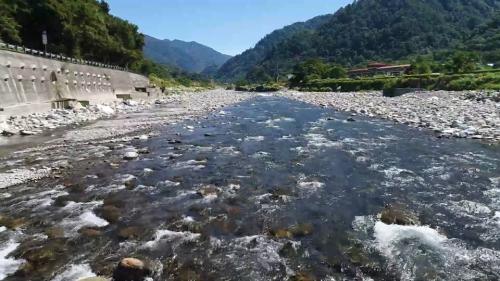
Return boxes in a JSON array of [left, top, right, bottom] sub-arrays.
[[20, 130, 37, 136], [123, 151, 139, 160], [0, 215, 27, 229], [1, 129, 16, 136], [79, 227, 103, 237], [113, 258, 151, 281], [379, 205, 420, 226], [117, 226, 143, 240], [100, 205, 121, 223]]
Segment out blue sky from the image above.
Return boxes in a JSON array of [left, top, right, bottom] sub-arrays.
[[106, 0, 353, 56]]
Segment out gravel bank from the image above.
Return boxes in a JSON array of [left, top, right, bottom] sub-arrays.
[[0, 89, 255, 189], [282, 90, 500, 141], [0, 90, 252, 138]]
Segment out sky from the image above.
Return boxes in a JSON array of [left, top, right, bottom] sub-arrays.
[[106, 0, 353, 56]]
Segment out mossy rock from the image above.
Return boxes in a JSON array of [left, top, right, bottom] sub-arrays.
[[45, 227, 65, 239], [270, 228, 293, 239], [270, 223, 314, 239], [117, 226, 144, 240], [0, 215, 27, 229], [290, 272, 316, 281], [99, 205, 121, 223], [20, 239, 67, 266], [79, 227, 103, 237], [379, 204, 420, 226], [289, 223, 314, 237]]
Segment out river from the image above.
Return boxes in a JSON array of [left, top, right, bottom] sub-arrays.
[[0, 95, 499, 280]]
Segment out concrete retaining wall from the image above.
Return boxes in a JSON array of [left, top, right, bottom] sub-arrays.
[[0, 50, 161, 116]]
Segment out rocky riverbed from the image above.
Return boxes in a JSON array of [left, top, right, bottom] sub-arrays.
[[0, 90, 252, 138], [0, 89, 255, 189], [0, 91, 499, 281], [282, 90, 500, 141]]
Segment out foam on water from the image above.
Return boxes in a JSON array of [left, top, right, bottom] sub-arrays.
[[374, 222, 447, 257], [158, 180, 181, 188], [60, 210, 108, 236], [0, 240, 25, 280], [263, 117, 295, 128], [14, 186, 68, 210], [297, 176, 325, 197], [304, 133, 342, 148], [216, 146, 241, 155], [372, 221, 500, 280], [144, 229, 200, 249], [251, 151, 270, 159], [61, 200, 103, 213], [173, 160, 206, 170], [244, 136, 265, 142], [208, 235, 293, 280], [51, 264, 96, 281], [448, 200, 492, 216]]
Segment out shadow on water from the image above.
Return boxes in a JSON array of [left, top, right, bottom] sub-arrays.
[[1, 96, 499, 281]]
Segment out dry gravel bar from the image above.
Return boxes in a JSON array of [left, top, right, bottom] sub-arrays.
[[282, 90, 500, 141]]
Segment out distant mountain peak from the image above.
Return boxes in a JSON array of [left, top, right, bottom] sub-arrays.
[[144, 35, 231, 74]]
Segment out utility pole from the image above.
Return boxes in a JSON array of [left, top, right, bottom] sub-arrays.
[[42, 30, 48, 55], [275, 62, 279, 83]]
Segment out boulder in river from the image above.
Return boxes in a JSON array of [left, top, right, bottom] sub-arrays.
[[0, 214, 27, 229], [123, 151, 139, 160], [1, 129, 16, 136], [112, 258, 151, 281], [379, 204, 420, 226], [117, 226, 144, 240], [20, 130, 37, 136]]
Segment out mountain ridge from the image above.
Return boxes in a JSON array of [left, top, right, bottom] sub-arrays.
[[144, 35, 231, 74], [216, 0, 500, 82]]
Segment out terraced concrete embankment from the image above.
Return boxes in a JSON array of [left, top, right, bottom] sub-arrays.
[[0, 49, 160, 117]]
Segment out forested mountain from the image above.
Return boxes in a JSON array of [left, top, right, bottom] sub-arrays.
[[466, 11, 500, 63], [0, 0, 211, 86], [144, 35, 231, 74], [216, 14, 331, 82], [217, 0, 500, 82], [0, 0, 143, 67]]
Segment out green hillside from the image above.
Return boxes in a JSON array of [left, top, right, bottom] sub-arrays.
[[0, 0, 210, 87], [216, 0, 500, 82], [466, 11, 500, 63]]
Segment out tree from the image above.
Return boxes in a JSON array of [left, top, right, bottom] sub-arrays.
[[327, 64, 347, 78], [411, 56, 432, 74], [448, 51, 479, 73], [246, 66, 272, 83], [0, 0, 22, 44]]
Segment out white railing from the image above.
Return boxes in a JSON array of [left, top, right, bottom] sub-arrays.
[[0, 42, 128, 72]]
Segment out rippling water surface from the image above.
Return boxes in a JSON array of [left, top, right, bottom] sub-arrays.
[[1, 96, 499, 281]]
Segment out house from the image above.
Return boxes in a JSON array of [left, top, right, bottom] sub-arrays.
[[348, 63, 411, 77]]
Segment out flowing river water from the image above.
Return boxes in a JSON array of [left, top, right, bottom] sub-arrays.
[[0, 95, 499, 280]]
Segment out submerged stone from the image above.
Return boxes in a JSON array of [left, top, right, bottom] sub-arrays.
[[117, 226, 144, 240], [100, 205, 121, 223], [79, 227, 103, 237], [0, 215, 27, 229]]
